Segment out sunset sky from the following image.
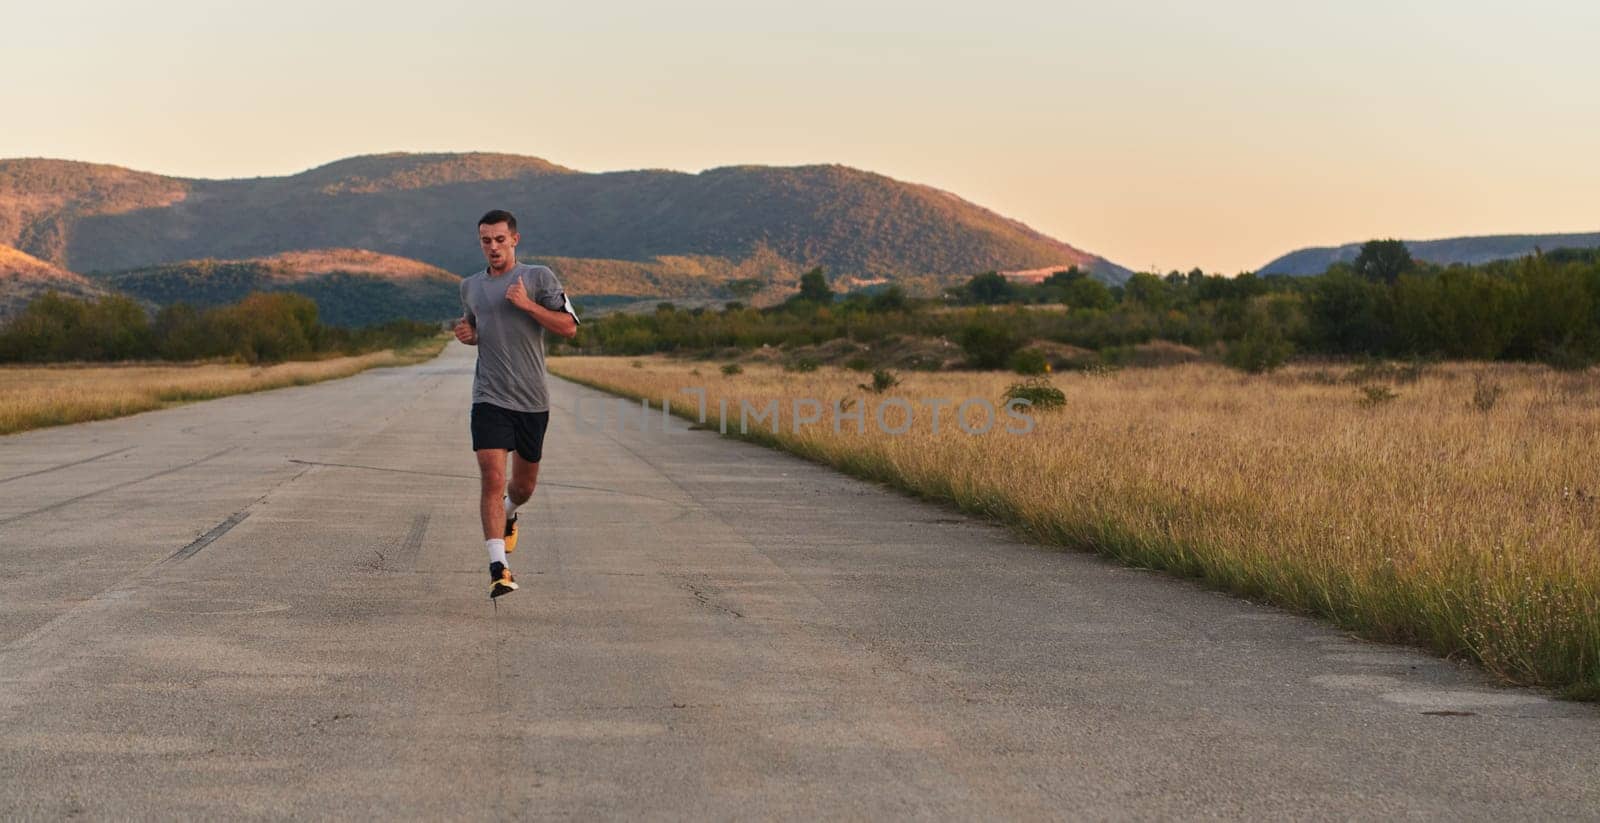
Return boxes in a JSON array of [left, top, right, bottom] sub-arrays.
[[3, 0, 1597, 273]]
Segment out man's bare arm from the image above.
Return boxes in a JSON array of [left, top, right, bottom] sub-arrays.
[[505, 280, 578, 339]]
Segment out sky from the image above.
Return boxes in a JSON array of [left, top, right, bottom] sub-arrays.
[[3, 0, 1598, 273]]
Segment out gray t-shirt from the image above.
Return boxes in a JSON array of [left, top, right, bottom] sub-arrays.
[[459, 263, 580, 413]]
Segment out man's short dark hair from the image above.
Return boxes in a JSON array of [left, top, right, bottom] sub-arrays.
[[478, 209, 517, 232]]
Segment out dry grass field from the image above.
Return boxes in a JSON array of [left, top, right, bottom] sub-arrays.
[[550, 355, 1600, 698], [0, 337, 447, 435]]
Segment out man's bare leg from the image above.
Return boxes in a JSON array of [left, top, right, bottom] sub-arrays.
[[507, 453, 540, 512], [477, 448, 519, 598], [500, 454, 539, 555], [475, 448, 509, 540]]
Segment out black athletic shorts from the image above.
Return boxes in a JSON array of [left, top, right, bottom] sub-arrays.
[[470, 403, 550, 462]]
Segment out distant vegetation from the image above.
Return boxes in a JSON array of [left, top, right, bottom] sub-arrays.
[[0, 244, 113, 320], [0, 291, 440, 364], [98, 251, 461, 327], [568, 245, 1600, 371], [1259, 230, 1600, 275]]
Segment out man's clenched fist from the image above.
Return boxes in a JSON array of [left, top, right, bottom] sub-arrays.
[[453, 316, 477, 345], [505, 278, 535, 311]]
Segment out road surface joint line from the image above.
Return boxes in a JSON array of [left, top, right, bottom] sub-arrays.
[[0, 446, 137, 486], [0, 447, 235, 527], [3, 459, 312, 656]]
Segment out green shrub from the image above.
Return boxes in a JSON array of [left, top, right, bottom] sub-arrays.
[[613, 327, 659, 356], [958, 321, 1023, 369], [1225, 330, 1293, 374], [1358, 385, 1399, 408], [857, 368, 899, 393], [720, 363, 743, 376], [1008, 347, 1049, 375], [1003, 377, 1066, 409]]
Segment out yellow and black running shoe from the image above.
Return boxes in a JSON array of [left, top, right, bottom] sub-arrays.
[[503, 514, 518, 554], [489, 562, 518, 599]]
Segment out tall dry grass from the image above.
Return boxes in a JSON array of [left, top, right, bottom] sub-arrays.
[[0, 338, 447, 435], [551, 356, 1600, 698]]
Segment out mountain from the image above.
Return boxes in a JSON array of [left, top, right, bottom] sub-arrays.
[[0, 244, 114, 321], [0, 153, 1130, 303], [1258, 231, 1600, 276], [97, 248, 462, 327], [0, 159, 191, 267]]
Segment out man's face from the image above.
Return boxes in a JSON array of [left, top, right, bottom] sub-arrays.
[[479, 222, 519, 270]]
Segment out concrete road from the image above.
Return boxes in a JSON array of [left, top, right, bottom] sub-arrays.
[[1, 342, 1596, 819]]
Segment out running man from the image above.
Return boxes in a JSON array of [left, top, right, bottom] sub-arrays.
[[454, 209, 580, 598]]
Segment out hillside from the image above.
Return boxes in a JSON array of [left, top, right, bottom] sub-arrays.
[[0, 153, 1129, 301], [0, 245, 114, 321], [0, 159, 191, 266], [1258, 231, 1600, 275], [98, 248, 461, 327]]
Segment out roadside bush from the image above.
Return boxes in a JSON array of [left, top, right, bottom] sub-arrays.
[[0, 291, 436, 365], [0, 292, 155, 362], [1003, 377, 1066, 410]]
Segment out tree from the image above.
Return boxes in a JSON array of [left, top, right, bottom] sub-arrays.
[[1306, 269, 1395, 354], [1043, 267, 1086, 288], [1391, 268, 1519, 359], [1121, 272, 1171, 309], [958, 320, 1023, 369], [83, 295, 154, 360], [867, 284, 907, 313], [964, 271, 1014, 305], [1507, 252, 1595, 361], [0, 292, 84, 361], [1061, 277, 1114, 310], [1353, 239, 1415, 285], [796, 267, 833, 304]]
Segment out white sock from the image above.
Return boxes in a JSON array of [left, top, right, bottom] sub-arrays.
[[486, 538, 507, 566], [503, 494, 522, 519]]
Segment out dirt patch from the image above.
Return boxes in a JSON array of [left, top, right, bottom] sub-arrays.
[[1022, 340, 1099, 370], [1115, 340, 1205, 367]]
